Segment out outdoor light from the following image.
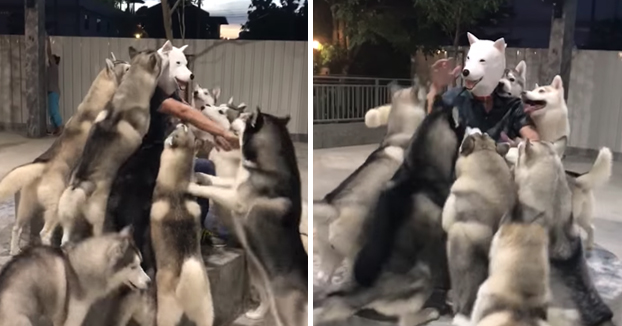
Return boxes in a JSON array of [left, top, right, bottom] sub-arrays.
[[135, 33, 141, 39], [313, 40, 322, 50]]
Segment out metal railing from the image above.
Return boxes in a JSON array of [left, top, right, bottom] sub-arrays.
[[313, 76, 411, 123]]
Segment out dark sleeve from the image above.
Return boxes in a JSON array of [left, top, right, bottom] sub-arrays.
[[508, 98, 535, 138], [150, 88, 182, 112], [430, 87, 464, 112]]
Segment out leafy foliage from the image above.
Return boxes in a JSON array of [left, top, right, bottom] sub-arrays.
[[239, 0, 308, 40]]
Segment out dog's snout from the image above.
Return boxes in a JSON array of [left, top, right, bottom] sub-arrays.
[[190, 74, 195, 80], [462, 69, 470, 77]]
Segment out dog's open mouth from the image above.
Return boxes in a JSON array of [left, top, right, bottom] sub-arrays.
[[126, 281, 139, 290], [464, 77, 482, 90], [522, 98, 547, 114], [176, 78, 188, 91]]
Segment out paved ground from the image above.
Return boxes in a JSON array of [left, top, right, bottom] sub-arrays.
[[0, 131, 308, 326], [313, 143, 622, 326]]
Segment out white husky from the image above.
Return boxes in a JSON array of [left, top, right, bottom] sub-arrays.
[[192, 84, 221, 108]]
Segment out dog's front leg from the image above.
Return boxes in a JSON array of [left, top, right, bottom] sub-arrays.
[[64, 300, 91, 326], [188, 183, 237, 211], [194, 173, 235, 188]]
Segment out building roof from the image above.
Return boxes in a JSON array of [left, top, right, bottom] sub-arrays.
[[145, 3, 228, 25]]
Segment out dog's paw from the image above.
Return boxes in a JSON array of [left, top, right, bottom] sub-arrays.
[[194, 172, 213, 185], [452, 314, 471, 326]]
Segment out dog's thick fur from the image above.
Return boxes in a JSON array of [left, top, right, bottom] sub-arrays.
[[314, 104, 467, 326], [192, 83, 220, 108], [442, 131, 515, 321], [187, 109, 307, 326], [314, 80, 427, 286], [0, 227, 150, 326], [58, 48, 164, 244], [469, 221, 550, 326], [0, 56, 130, 253], [151, 124, 213, 326], [513, 140, 614, 326], [496, 60, 526, 98], [566, 148, 613, 250], [521, 75, 570, 158]]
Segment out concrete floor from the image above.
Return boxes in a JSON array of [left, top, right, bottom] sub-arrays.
[[313, 143, 622, 326]]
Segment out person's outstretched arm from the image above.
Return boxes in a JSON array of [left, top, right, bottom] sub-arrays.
[[160, 98, 239, 150]]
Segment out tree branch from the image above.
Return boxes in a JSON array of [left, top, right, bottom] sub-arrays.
[[171, 0, 183, 13]]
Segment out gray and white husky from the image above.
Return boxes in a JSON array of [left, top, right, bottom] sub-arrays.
[[188, 109, 308, 326], [513, 140, 614, 326], [151, 124, 214, 326], [314, 79, 427, 286], [58, 47, 165, 243], [442, 131, 515, 324], [192, 83, 221, 108], [314, 104, 467, 326], [0, 55, 130, 254], [0, 227, 150, 326], [496, 60, 526, 98]]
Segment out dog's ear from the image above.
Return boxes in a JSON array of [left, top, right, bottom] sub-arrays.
[[228, 97, 234, 105], [250, 107, 263, 128], [119, 225, 134, 238], [128, 46, 138, 60], [160, 40, 173, 55], [212, 87, 221, 102], [516, 60, 526, 81], [496, 143, 510, 157], [105, 58, 114, 72], [179, 45, 189, 52], [467, 32, 479, 45], [194, 138, 204, 151], [238, 103, 247, 111], [534, 83, 539, 89], [149, 52, 159, 69], [493, 37, 506, 52], [460, 136, 475, 156], [551, 75, 563, 90], [279, 115, 291, 126], [110, 52, 117, 61]]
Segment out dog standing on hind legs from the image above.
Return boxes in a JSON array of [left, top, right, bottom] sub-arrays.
[[151, 124, 213, 326], [0, 55, 130, 254], [188, 109, 308, 326], [58, 47, 164, 244]]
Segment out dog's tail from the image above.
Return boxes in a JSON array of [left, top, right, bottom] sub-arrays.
[[576, 147, 613, 189], [364, 104, 391, 128], [0, 163, 46, 201], [176, 257, 214, 322]]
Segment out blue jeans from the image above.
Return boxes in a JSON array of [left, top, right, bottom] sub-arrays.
[[194, 158, 230, 238], [47, 92, 62, 128]]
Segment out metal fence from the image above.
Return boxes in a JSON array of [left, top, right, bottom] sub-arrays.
[[313, 76, 410, 123], [0, 36, 309, 135]]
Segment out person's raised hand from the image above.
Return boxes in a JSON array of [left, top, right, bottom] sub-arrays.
[[214, 131, 239, 152], [430, 58, 462, 90]]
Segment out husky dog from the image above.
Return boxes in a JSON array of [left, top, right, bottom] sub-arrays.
[[188, 109, 307, 326], [566, 148, 613, 250], [151, 124, 213, 326], [314, 104, 467, 326], [58, 48, 164, 244], [314, 79, 427, 286], [521, 75, 570, 158], [0, 55, 130, 252], [0, 227, 150, 326], [192, 83, 220, 108], [442, 131, 515, 323], [496, 60, 526, 98], [462, 33, 506, 97], [513, 140, 614, 326], [469, 219, 550, 326]]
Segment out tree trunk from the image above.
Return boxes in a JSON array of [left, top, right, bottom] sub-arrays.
[[25, 0, 47, 138], [161, 0, 174, 40], [545, 0, 577, 100]]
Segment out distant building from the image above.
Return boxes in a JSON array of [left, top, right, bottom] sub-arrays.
[[0, 0, 128, 37], [136, 3, 228, 39]]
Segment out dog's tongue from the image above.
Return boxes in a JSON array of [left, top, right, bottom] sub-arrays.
[[523, 104, 537, 114], [464, 79, 477, 89]]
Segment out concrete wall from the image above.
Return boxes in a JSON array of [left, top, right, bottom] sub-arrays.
[[313, 122, 386, 149], [0, 35, 308, 137]]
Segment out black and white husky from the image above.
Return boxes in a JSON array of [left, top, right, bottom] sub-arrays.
[[314, 104, 467, 326], [187, 109, 307, 326], [0, 227, 150, 326]]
